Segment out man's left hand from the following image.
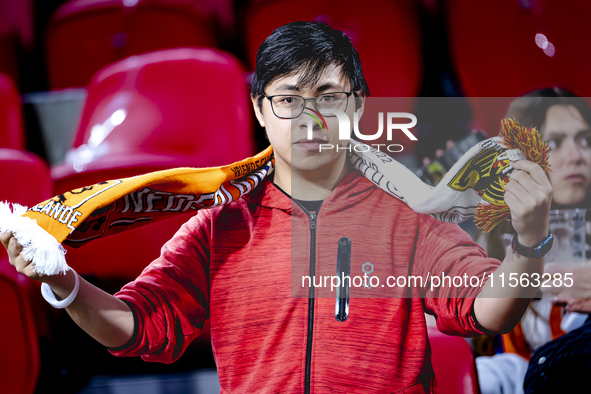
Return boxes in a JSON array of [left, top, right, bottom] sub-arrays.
[[504, 160, 553, 246]]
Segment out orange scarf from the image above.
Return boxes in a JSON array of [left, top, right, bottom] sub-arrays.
[[0, 119, 549, 276]]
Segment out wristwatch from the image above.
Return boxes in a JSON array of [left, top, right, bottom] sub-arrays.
[[511, 232, 554, 259]]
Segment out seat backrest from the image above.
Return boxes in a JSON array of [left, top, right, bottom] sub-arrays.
[[0, 0, 34, 47], [0, 34, 20, 84], [0, 73, 25, 149], [428, 327, 479, 394], [0, 147, 52, 277], [52, 47, 254, 193], [0, 0, 33, 82], [245, 0, 422, 99], [244, 0, 421, 151], [48, 49, 250, 346], [0, 261, 41, 394], [447, 0, 591, 135], [0, 148, 51, 207], [47, 0, 217, 89], [0, 148, 52, 394]]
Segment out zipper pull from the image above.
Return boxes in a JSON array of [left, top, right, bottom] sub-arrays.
[[335, 236, 351, 322], [309, 212, 317, 229]]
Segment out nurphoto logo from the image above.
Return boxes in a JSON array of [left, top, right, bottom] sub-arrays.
[[305, 109, 418, 152]]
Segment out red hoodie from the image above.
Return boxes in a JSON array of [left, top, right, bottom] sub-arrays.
[[110, 170, 500, 393]]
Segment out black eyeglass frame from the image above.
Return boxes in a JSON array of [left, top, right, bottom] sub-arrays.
[[262, 91, 355, 119]]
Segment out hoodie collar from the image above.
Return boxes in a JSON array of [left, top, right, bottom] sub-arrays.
[[243, 169, 377, 215]]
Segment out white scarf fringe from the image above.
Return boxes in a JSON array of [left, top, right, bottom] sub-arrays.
[[0, 202, 69, 275]]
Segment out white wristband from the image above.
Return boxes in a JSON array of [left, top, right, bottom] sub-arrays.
[[41, 269, 80, 309]]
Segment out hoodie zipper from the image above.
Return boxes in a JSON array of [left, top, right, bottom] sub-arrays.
[[278, 192, 319, 394], [304, 210, 317, 394]]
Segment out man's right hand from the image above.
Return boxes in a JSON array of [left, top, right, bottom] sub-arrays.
[[1, 230, 40, 279], [0, 230, 77, 294], [0, 230, 134, 348]]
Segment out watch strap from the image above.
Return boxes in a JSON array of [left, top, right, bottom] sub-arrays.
[[511, 232, 554, 259]]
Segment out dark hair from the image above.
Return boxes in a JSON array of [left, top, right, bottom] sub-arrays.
[[251, 21, 370, 110], [505, 87, 591, 133]]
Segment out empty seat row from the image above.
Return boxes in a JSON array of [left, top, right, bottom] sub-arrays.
[[39, 0, 422, 95], [5, 0, 591, 104], [47, 0, 220, 89]]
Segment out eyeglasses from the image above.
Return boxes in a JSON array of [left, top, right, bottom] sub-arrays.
[[263, 92, 354, 119]]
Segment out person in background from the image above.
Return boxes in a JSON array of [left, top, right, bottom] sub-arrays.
[[475, 87, 591, 394]]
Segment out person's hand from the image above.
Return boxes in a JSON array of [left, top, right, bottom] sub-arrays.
[[542, 264, 591, 313], [0, 231, 42, 279], [0, 230, 75, 294], [504, 160, 553, 247], [0, 231, 58, 281]]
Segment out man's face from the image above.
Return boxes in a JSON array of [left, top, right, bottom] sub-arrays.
[[253, 64, 361, 174]]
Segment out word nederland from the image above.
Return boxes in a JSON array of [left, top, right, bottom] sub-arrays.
[[29, 180, 262, 235]]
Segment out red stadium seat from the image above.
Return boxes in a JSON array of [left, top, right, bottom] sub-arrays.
[[0, 148, 53, 394], [0, 149, 52, 204], [0, 0, 34, 82], [52, 47, 255, 193], [245, 0, 422, 98], [0, 261, 41, 394], [244, 0, 422, 151], [447, 0, 591, 135], [0, 73, 25, 149], [0, 34, 19, 84], [428, 327, 480, 394], [47, 0, 218, 89], [49, 49, 252, 345], [0, 0, 34, 48]]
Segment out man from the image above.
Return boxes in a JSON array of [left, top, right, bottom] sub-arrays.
[[1, 22, 553, 393]]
